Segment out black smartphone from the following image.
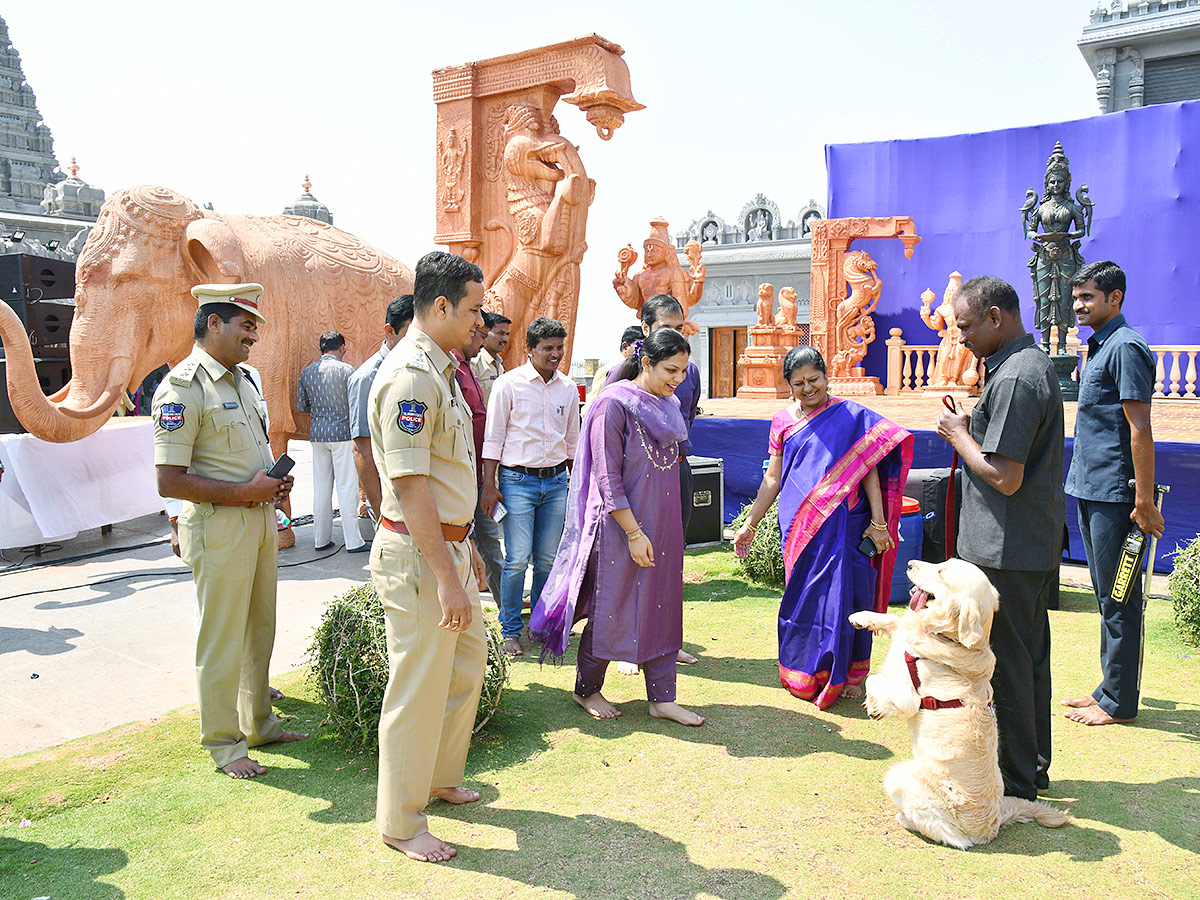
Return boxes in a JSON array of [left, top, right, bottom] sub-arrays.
[[266, 454, 295, 479], [857, 534, 879, 559]]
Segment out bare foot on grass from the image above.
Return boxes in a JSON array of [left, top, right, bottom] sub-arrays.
[[270, 730, 309, 744], [382, 831, 456, 862], [221, 756, 266, 779], [616, 661, 639, 676], [430, 786, 480, 804], [574, 692, 621, 718], [1061, 696, 1098, 709], [676, 650, 698, 665], [1065, 705, 1135, 726], [648, 701, 705, 726], [842, 684, 864, 700]]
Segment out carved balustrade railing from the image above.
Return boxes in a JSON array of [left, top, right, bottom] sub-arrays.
[[885, 327, 1200, 400], [884, 328, 983, 396]]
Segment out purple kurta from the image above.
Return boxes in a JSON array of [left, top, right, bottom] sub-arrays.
[[530, 381, 688, 664]]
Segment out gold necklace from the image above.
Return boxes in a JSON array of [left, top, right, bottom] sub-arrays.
[[634, 420, 678, 471]]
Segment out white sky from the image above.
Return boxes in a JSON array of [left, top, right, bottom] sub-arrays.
[[9, 0, 1101, 360]]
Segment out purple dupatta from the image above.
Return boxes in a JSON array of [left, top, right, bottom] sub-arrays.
[[529, 380, 687, 660]]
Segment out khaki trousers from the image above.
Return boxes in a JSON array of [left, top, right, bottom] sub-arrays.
[[180, 503, 284, 767], [371, 531, 487, 840]]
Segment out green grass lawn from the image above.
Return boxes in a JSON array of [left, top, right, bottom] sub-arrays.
[[2, 549, 1197, 900]]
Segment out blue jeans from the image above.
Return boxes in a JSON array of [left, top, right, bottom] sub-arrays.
[[498, 466, 569, 638]]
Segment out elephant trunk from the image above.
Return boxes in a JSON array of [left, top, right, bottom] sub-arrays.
[[0, 301, 132, 443]]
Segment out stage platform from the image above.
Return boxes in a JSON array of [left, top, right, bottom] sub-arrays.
[[691, 395, 1200, 574]]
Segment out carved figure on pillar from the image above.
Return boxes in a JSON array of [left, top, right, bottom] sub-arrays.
[[830, 251, 881, 378], [482, 105, 593, 356], [1022, 141, 1093, 356], [920, 271, 979, 393], [612, 217, 703, 336], [433, 36, 644, 369], [438, 128, 467, 213], [684, 238, 705, 311], [808, 216, 919, 397]]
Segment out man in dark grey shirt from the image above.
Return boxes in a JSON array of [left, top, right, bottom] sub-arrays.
[[1063, 261, 1163, 727], [937, 276, 1064, 801]]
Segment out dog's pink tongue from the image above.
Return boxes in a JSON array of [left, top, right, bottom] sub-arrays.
[[909, 589, 929, 612]]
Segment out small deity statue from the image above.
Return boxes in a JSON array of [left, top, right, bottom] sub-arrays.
[[756, 283, 775, 326], [1022, 141, 1094, 355], [747, 210, 771, 242], [831, 250, 882, 376], [774, 286, 798, 329], [438, 127, 468, 213], [613, 217, 704, 335], [683, 238, 705, 310], [920, 271, 978, 390]]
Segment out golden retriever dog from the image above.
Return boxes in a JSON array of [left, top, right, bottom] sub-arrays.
[[848, 558, 1070, 849]]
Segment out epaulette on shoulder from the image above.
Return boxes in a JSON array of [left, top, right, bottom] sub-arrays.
[[169, 358, 200, 387], [405, 351, 431, 373]]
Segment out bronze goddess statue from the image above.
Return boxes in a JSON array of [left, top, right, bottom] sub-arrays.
[[1022, 142, 1094, 355]]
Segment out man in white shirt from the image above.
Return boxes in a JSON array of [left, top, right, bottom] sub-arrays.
[[482, 317, 579, 656], [471, 312, 510, 407]]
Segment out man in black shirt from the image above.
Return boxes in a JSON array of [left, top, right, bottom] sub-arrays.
[[936, 276, 1065, 800]]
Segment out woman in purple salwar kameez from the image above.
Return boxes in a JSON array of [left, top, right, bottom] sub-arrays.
[[530, 329, 705, 727], [734, 347, 913, 711]]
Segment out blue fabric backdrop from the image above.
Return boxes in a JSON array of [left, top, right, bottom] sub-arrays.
[[826, 100, 1200, 379]]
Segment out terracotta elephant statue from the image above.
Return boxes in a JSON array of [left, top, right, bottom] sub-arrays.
[[0, 185, 413, 455]]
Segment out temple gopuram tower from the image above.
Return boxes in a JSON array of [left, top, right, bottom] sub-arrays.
[[0, 15, 62, 214]]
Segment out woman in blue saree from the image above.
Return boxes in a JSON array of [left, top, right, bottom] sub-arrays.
[[734, 347, 913, 710]]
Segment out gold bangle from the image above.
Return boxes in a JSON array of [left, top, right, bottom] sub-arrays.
[[870, 521, 888, 531]]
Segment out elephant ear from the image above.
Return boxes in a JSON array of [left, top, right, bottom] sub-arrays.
[[184, 218, 248, 283]]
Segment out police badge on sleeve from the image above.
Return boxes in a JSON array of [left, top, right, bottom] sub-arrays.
[[397, 399, 427, 435], [159, 403, 185, 431]]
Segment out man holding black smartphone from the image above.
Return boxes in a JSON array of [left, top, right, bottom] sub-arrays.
[[153, 283, 307, 780]]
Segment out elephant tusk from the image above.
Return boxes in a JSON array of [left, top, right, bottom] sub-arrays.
[[58, 357, 133, 420]]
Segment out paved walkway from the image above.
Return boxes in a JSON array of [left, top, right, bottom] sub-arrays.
[[0, 442, 385, 758]]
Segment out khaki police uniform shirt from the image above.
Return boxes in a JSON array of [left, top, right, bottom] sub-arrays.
[[152, 345, 274, 485], [368, 327, 476, 527]]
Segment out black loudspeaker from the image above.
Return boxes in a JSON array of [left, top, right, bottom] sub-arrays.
[[0, 357, 72, 434], [0, 253, 77, 360], [685, 455, 725, 547]]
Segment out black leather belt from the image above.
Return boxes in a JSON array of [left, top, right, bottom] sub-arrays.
[[504, 461, 568, 477]]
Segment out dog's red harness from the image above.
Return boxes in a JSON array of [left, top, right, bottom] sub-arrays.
[[904, 652, 964, 711]]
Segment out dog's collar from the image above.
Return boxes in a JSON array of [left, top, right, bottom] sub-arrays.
[[904, 651, 964, 711]]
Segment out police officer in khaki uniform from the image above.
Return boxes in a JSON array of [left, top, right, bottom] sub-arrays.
[[368, 251, 488, 863], [153, 283, 307, 779]]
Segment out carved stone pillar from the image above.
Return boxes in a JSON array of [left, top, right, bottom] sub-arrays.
[[808, 217, 920, 396], [1095, 48, 1116, 114], [1122, 47, 1145, 109], [432, 36, 644, 369]]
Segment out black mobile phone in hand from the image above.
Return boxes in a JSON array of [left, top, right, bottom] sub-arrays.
[[266, 454, 295, 479], [857, 534, 879, 559]]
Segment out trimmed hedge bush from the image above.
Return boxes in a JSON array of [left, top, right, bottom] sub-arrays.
[[1167, 535, 1200, 647], [731, 499, 784, 586], [309, 580, 509, 750]]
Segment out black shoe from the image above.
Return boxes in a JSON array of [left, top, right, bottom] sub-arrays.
[[347, 543, 371, 554], [314, 542, 334, 551]]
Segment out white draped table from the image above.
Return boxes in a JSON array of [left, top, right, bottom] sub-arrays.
[[0, 417, 164, 550]]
